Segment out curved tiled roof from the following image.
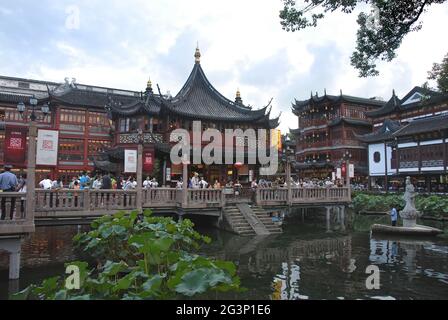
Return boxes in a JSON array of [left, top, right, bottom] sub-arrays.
[[356, 119, 401, 143], [107, 94, 161, 117], [366, 87, 448, 117], [50, 86, 140, 109], [328, 118, 372, 127], [393, 114, 448, 137], [292, 93, 385, 113], [166, 62, 271, 122], [0, 92, 49, 104]]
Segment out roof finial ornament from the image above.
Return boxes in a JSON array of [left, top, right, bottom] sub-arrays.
[[324, 88, 327, 96], [194, 43, 201, 64], [235, 88, 243, 105], [392, 89, 396, 96], [340, 89, 343, 96], [146, 77, 153, 94]]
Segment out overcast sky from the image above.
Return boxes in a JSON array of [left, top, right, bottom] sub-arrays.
[[1, 0, 447, 131]]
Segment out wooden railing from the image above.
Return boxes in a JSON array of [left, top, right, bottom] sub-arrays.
[[0, 192, 34, 235]]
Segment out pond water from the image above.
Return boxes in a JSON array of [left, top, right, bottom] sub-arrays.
[[1, 217, 448, 300]]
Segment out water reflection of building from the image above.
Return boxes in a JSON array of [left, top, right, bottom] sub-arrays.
[[213, 234, 354, 300]]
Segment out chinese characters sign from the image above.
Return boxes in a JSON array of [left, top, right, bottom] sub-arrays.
[[36, 129, 59, 166], [125, 149, 137, 173], [4, 126, 27, 165], [143, 151, 154, 172]]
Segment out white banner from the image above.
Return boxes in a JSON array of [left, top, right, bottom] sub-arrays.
[[349, 164, 355, 178], [125, 149, 137, 173], [166, 167, 171, 182], [336, 168, 342, 179], [36, 129, 59, 166], [332, 172, 336, 181]]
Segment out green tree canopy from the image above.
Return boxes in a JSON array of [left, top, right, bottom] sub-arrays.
[[280, 0, 447, 77], [428, 52, 448, 93]]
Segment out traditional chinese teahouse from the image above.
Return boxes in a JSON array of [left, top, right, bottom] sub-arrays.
[[291, 91, 384, 181], [102, 47, 281, 185], [0, 48, 280, 186]]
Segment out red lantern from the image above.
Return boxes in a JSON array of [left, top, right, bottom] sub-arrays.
[[234, 162, 243, 169], [341, 163, 346, 176]]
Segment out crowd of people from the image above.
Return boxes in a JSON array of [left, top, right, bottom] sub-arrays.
[[35, 172, 161, 191]]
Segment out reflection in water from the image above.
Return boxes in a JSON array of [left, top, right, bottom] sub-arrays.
[[1, 223, 448, 300]]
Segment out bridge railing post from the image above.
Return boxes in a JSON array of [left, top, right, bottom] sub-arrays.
[[83, 190, 90, 213]]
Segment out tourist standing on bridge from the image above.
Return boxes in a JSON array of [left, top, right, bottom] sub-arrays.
[[18, 173, 26, 217], [143, 176, 151, 189], [79, 171, 90, 190], [190, 172, 200, 189], [101, 173, 112, 190], [0, 165, 18, 220], [39, 175, 52, 190], [199, 177, 208, 189]]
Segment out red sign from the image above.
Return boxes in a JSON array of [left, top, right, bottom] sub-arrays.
[[4, 126, 27, 165], [143, 151, 154, 172], [341, 163, 347, 176]]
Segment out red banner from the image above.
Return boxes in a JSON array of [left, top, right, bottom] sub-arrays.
[[4, 126, 27, 165], [143, 151, 154, 172]]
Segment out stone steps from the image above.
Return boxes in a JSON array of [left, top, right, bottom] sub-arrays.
[[223, 206, 256, 236], [223, 205, 283, 236]]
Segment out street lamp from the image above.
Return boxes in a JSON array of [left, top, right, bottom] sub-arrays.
[[17, 96, 50, 121], [16, 96, 51, 231]]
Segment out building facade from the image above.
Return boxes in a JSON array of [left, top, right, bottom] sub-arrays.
[[291, 92, 385, 181], [0, 48, 280, 186], [359, 87, 448, 192]]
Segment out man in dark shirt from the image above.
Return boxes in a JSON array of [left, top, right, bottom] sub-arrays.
[[0, 165, 18, 220], [101, 173, 112, 189]]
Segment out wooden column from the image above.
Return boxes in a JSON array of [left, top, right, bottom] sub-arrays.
[[384, 141, 388, 194], [182, 159, 188, 208], [418, 140, 422, 174], [286, 161, 292, 206], [443, 136, 447, 173], [25, 121, 37, 228], [136, 143, 143, 213]]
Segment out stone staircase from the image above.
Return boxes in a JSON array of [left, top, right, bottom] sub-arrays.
[[223, 206, 256, 236], [223, 204, 282, 236], [251, 206, 283, 235]]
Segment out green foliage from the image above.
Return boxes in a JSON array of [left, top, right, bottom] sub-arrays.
[[352, 193, 404, 213], [279, 0, 447, 77], [428, 52, 448, 93], [352, 193, 448, 217], [13, 210, 241, 300]]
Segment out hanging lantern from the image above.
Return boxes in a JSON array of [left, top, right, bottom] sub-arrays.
[[234, 162, 243, 169]]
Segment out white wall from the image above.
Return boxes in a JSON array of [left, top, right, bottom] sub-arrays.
[[368, 143, 393, 176]]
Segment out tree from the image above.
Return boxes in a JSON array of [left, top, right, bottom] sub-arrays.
[[279, 0, 447, 77], [428, 52, 448, 93]]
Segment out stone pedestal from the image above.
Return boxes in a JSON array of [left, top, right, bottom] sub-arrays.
[[400, 210, 421, 228]]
